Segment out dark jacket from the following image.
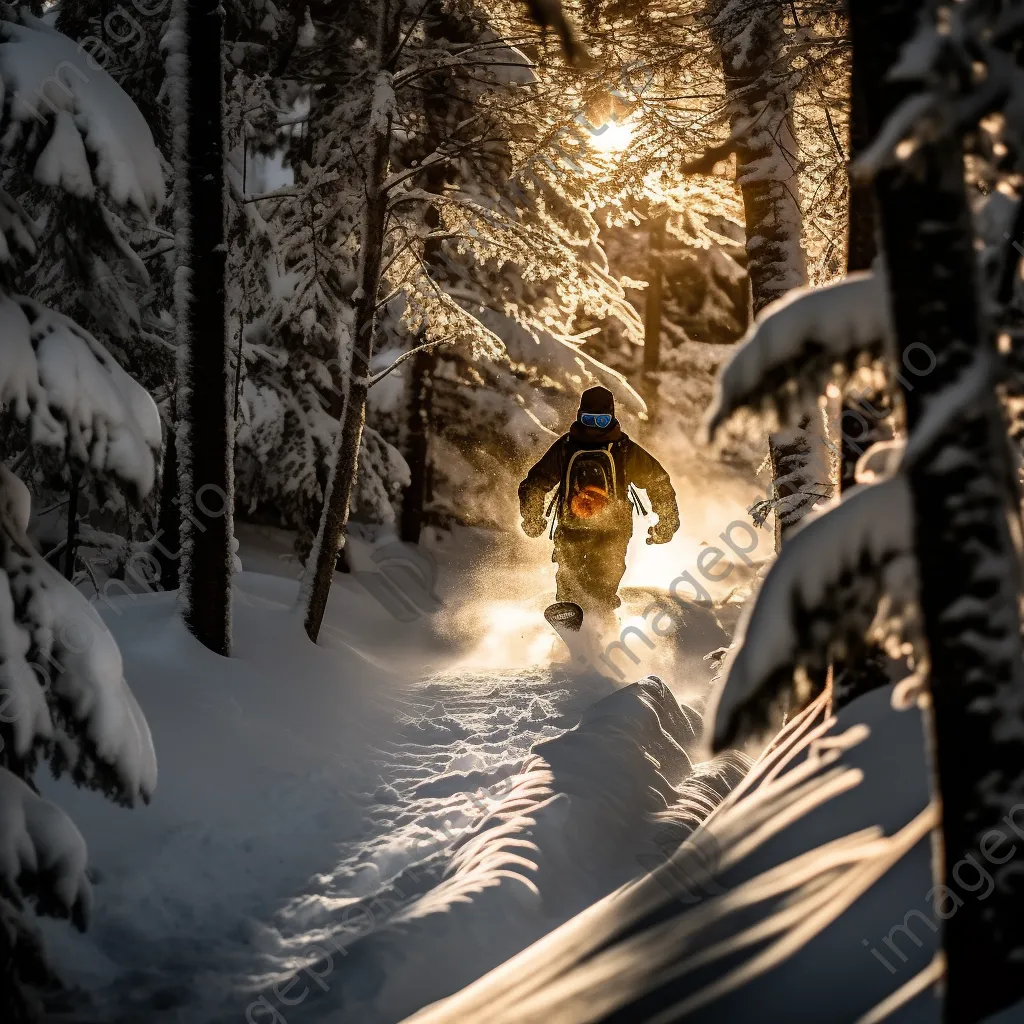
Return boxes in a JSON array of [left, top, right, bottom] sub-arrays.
[[519, 421, 679, 537]]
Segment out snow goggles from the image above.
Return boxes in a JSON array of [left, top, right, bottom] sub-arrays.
[[579, 412, 613, 429]]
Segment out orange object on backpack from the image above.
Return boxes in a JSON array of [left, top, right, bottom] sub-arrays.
[[569, 484, 610, 518]]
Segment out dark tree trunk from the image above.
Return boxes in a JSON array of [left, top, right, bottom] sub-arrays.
[[831, 14, 893, 712], [765, 417, 828, 551], [304, 2, 399, 642], [401, 158, 449, 546], [839, 23, 889, 497], [845, 44, 877, 277], [851, 2, 1024, 1018], [400, 342, 436, 544], [172, 0, 233, 656], [643, 213, 666, 416]]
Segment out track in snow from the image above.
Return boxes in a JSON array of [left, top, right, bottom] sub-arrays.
[[224, 659, 745, 1024]]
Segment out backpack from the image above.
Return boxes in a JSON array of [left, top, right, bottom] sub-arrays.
[[559, 445, 618, 526]]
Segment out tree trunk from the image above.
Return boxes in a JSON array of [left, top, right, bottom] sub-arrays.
[[839, 21, 889, 497], [711, 2, 805, 314], [765, 415, 830, 551], [400, 340, 437, 544], [643, 213, 666, 416], [851, 2, 1024, 1018], [400, 158, 449, 546], [303, 2, 398, 642], [709, 0, 826, 548], [171, 0, 233, 656], [845, 41, 877, 278], [831, 12, 892, 712]]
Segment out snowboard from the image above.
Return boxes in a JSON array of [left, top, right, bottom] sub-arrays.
[[544, 601, 597, 669], [544, 601, 584, 635]]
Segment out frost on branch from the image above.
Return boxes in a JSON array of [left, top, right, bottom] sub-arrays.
[[235, 361, 410, 533], [708, 475, 915, 751], [0, 466, 157, 805], [0, 294, 161, 500], [0, 14, 165, 214], [704, 272, 893, 439], [0, 766, 91, 931]]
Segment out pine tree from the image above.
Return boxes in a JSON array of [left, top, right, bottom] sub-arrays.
[[708, 0, 831, 549], [225, 1, 414, 566], [3, 3, 177, 595], [0, 12, 161, 1012], [850, 1, 1024, 1014], [280, 0, 644, 635], [703, 1, 1024, 1013], [301, 0, 403, 642]]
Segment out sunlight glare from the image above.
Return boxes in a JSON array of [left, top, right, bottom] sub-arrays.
[[590, 117, 634, 155]]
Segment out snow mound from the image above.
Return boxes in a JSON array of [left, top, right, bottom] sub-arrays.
[[0, 295, 161, 498], [410, 687, 938, 1023], [238, 678, 747, 1024], [37, 573, 416, 1022], [533, 676, 702, 807], [0, 766, 91, 930], [0, 15, 165, 213]]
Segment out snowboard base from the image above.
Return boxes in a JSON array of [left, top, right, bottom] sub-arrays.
[[544, 601, 584, 634], [545, 601, 603, 671]]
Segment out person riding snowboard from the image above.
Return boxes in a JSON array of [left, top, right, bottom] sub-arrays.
[[519, 386, 680, 626]]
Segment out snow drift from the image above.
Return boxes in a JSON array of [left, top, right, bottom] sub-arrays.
[[235, 677, 748, 1024], [407, 686, 966, 1023]]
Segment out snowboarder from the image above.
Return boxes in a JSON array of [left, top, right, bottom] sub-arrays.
[[519, 386, 680, 628]]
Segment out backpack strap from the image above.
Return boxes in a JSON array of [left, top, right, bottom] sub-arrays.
[[629, 484, 649, 516], [546, 436, 569, 537], [610, 437, 630, 495], [546, 488, 560, 539]]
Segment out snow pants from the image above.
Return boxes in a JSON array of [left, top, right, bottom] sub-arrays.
[[553, 527, 630, 622]]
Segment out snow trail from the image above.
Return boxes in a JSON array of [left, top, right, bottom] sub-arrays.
[[226, 670, 745, 1024], [40, 525, 746, 1024]]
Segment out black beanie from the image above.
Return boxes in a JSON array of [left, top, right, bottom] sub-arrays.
[[578, 386, 615, 418]]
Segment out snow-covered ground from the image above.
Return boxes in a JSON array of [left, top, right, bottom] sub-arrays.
[[27, 493, 1020, 1024], [407, 685, 1024, 1024], [41, 517, 1007, 1024], [37, 524, 746, 1023]]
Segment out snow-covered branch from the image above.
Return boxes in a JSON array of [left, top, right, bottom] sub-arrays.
[[0, 766, 90, 929], [0, 295, 161, 499], [0, 466, 157, 805], [708, 475, 915, 751], [0, 15, 164, 214], [704, 272, 893, 440]]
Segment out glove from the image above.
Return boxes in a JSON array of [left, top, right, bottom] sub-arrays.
[[647, 519, 676, 545], [522, 513, 547, 538]]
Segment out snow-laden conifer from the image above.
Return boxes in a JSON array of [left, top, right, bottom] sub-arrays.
[[709, 474, 915, 749], [0, 10, 162, 1012], [705, 271, 893, 439], [705, 1, 1024, 1013]]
